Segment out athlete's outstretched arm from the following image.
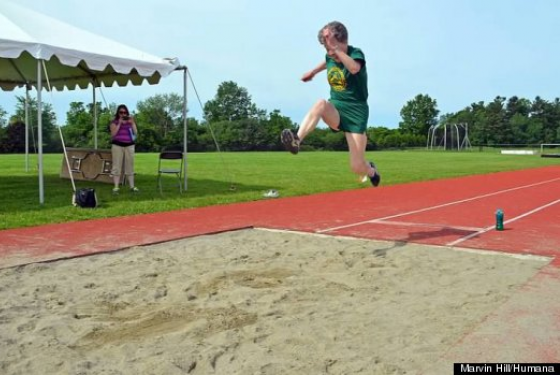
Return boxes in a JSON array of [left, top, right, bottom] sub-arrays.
[[301, 61, 327, 82]]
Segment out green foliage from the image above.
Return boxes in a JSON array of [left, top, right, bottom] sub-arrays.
[[262, 110, 296, 150], [399, 94, 439, 135], [5, 82, 560, 155], [62, 102, 113, 149], [367, 127, 425, 149], [0, 121, 25, 152], [205, 111, 296, 152], [203, 81, 266, 122], [0, 111, 5, 149], [443, 95, 560, 146], [0, 105, 6, 128], [136, 93, 183, 143], [321, 130, 347, 151], [6, 96, 60, 152]]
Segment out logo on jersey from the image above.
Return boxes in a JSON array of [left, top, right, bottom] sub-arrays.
[[327, 66, 346, 92]]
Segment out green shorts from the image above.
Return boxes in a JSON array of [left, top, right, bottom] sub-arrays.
[[330, 99, 369, 134]]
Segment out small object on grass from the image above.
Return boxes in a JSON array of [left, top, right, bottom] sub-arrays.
[[263, 189, 279, 198]]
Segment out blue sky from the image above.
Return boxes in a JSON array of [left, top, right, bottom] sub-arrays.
[[2, 0, 560, 128]]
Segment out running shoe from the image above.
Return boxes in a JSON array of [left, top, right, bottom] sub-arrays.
[[112, 187, 120, 195], [369, 161, 381, 187], [130, 186, 140, 193], [281, 129, 300, 155]]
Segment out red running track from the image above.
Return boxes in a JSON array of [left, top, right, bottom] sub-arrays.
[[318, 167, 560, 264]]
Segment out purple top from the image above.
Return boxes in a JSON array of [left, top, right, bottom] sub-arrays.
[[111, 120, 134, 145]]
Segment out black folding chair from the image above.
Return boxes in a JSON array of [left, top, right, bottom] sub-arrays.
[[157, 150, 184, 193]]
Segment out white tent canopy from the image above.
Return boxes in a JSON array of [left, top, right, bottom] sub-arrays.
[[0, 1, 188, 204], [0, 2, 180, 90]]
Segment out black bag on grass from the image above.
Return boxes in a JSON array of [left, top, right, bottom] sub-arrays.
[[73, 188, 98, 208]]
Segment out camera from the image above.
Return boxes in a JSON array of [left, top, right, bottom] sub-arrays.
[[122, 115, 130, 121]]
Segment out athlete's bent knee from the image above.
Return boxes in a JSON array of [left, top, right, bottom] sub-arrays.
[[312, 99, 329, 114]]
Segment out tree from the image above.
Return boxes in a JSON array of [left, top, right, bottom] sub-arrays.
[[203, 81, 265, 122], [62, 102, 112, 148], [505, 96, 531, 119], [0, 121, 26, 153], [508, 113, 530, 144], [399, 94, 439, 136], [501, 96, 531, 145], [0, 105, 6, 128], [65, 102, 92, 147], [552, 98, 560, 142], [322, 130, 346, 151], [178, 117, 203, 151], [0, 106, 6, 151], [62, 102, 113, 148], [469, 101, 489, 146], [441, 95, 560, 146], [260, 110, 295, 150], [10, 96, 59, 152], [485, 96, 507, 144], [136, 93, 184, 141], [541, 97, 560, 143], [368, 126, 397, 149]]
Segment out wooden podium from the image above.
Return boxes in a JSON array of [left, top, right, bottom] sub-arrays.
[[60, 148, 114, 184]]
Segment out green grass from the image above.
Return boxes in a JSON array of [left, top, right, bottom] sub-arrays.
[[0, 150, 558, 230]]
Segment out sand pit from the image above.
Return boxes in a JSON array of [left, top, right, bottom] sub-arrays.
[[0, 228, 549, 374]]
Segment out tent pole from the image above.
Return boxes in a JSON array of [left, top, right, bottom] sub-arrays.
[[25, 85, 30, 172], [93, 85, 98, 149], [182, 67, 188, 191], [37, 60, 44, 204]]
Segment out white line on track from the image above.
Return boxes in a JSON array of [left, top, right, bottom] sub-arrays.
[[256, 228, 552, 263], [367, 219, 485, 232], [446, 197, 560, 247], [317, 177, 560, 234]]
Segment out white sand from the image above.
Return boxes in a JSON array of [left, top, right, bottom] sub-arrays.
[[0, 229, 548, 375]]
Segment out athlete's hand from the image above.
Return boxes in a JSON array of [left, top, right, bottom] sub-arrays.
[[322, 29, 340, 54], [301, 71, 315, 82]]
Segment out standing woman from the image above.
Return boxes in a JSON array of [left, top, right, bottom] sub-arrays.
[[110, 104, 139, 194]]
